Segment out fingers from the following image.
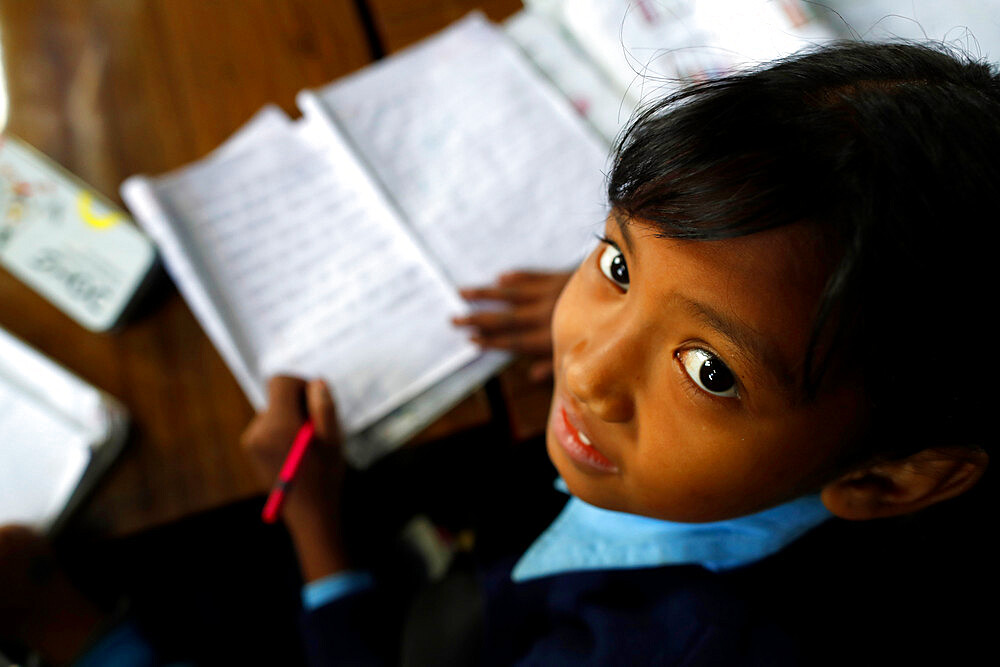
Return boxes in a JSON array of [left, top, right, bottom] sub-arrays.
[[451, 307, 544, 333], [242, 377, 342, 489], [262, 376, 341, 444], [458, 271, 568, 304], [243, 376, 310, 459], [0, 525, 48, 563], [471, 327, 552, 355], [0, 524, 40, 548], [458, 285, 535, 304], [267, 376, 308, 417], [455, 270, 570, 361], [496, 270, 566, 286], [453, 307, 553, 353], [306, 379, 341, 446]]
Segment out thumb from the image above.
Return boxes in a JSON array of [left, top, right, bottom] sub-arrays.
[[306, 379, 341, 446]]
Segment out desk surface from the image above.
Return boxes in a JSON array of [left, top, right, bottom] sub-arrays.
[[0, 0, 546, 537]]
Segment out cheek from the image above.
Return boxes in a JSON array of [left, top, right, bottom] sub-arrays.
[[664, 413, 858, 519], [626, 394, 833, 520], [629, 416, 732, 518], [551, 268, 588, 353]]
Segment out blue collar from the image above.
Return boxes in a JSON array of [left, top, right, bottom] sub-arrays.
[[512, 482, 831, 582]]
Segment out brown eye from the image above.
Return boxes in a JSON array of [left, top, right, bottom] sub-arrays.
[[679, 349, 738, 398], [598, 244, 629, 290]]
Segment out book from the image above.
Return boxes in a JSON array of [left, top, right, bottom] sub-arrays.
[[0, 135, 157, 332], [0, 325, 128, 534], [122, 14, 609, 467]]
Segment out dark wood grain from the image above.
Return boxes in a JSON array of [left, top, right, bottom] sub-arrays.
[[0, 0, 499, 536], [366, 0, 523, 53]]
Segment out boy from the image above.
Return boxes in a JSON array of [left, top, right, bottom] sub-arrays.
[[243, 40, 996, 665]]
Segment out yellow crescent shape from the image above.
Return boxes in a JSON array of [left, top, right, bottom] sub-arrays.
[[77, 192, 123, 230]]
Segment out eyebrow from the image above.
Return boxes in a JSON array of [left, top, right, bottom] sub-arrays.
[[612, 210, 636, 254], [670, 294, 798, 398]]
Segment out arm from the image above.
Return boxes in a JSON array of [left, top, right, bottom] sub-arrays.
[[241, 377, 350, 582], [242, 378, 392, 666]]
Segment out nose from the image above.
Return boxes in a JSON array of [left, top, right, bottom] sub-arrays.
[[562, 321, 637, 423]]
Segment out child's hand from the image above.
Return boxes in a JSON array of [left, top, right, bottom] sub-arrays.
[[0, 525, 106, 664], [453, 270, 572, 381], [242, 377, 354, 580], [241, 376, 344, 524]]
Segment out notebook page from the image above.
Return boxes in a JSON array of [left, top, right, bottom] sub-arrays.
[[122, 174, 260, 405], [123, 108, 303, 408], [307, 13, 610, 288], [0, 374, 91, 530], [504, 10, 625, 145], [128, 112, 477, 432], [0, 324, 113, 443]]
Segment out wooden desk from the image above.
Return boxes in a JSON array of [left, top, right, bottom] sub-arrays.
[[0, 0, 536, 538]]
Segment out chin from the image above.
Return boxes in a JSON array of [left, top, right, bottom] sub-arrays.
[[544, 435, 624, 512]]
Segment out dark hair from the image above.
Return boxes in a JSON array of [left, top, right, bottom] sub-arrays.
[[608, 42, 1000, 461]]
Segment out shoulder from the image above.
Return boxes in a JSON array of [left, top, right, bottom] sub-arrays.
[[483, 562, 801, 666], [724, 512, 996, 665]]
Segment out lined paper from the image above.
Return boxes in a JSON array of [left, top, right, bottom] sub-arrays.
[[131, 111, 477, 431], [310, 14, 610, 288]]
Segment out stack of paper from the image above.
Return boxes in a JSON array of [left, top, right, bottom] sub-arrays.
[[0, 326, 127, 532]]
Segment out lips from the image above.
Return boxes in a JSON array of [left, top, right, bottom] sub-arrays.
[[552, 398, 619, 474]]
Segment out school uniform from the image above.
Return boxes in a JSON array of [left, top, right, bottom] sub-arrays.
[[299, 488, 832, 665], [74, 484, 981, 665]]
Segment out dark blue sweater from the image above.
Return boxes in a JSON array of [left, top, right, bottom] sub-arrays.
[[298, 513, 987, 665]]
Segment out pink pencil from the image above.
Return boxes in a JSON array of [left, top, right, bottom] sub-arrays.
[[261, 420, 315, 523]]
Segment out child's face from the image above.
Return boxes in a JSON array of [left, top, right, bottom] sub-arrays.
[[548, 214, 865, 522]]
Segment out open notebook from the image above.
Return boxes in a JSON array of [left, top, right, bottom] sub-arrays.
[[0, 326, 128, 533], [122, 13, 610, 466]]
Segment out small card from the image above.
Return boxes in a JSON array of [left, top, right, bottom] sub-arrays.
[[0, 135, 156, 331]]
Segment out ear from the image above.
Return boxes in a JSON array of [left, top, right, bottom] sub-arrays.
[[821, 447, 988, 520]]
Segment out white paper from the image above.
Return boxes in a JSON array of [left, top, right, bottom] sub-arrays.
[[505, 10, 626, 145], [345, 348, 509, 467], [311, 14, 610, 288], [0, 325, 111, 442], [0, 361, 93, 530], [525, 0, 836, 107], [821, 1, 1000, 57], [125, 110, 478, 432], [0, 326, 125, 531]]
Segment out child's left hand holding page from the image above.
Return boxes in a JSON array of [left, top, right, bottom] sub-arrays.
[[242, 377, 350, 581], [454, 270, 572, 381]]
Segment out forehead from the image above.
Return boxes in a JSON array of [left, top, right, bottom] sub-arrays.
[[669, 224, 827, 295]]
